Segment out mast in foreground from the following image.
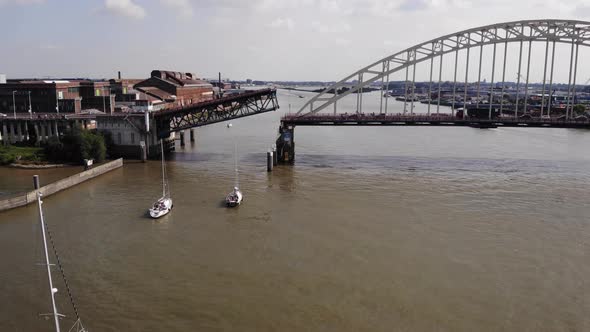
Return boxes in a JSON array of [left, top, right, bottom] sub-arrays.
[[34, 175, 87, 332], [34, 175, 62, 332]]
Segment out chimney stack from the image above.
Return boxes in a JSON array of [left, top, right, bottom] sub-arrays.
[[118, 71, 121, 80]]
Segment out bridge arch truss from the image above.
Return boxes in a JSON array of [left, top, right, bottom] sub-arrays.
[[297, 19, 590, 119]]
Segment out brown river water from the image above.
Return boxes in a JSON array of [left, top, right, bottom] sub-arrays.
[[0, 89, 589, 331]]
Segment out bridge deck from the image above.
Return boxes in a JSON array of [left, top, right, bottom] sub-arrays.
[[281, 114, 590, 129]]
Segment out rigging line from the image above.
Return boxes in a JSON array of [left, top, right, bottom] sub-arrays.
[[44, 222, 81, 321]]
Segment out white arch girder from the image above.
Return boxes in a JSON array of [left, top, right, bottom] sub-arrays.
[[296, 19, 590, 116]]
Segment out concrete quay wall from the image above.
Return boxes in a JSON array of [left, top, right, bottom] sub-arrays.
[[0, 158, 123, 212]]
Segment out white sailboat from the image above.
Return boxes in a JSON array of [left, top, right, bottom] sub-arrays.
[[33, 175, 87, 332], [225, 123, 243, 207], [149, 140, 173, 218]]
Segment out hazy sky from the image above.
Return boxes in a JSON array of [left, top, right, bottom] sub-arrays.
[[1, 0, 589, 82]]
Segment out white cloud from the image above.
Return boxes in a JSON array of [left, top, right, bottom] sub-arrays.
[[104, 0, 146, 20], [311, 21, 351, 33], [318, 0, 355, 15], [39, 44, 60, 50], [268, 17, 295, 31], [256, 0, 314, 11], [577, 5, 590, 17], [398, 0, 430, 11], [0, 0, 44, 5], [334, 38, 351, 46], [160, 0, 194, 18]]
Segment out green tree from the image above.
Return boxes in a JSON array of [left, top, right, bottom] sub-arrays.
[[573, 104, 586, 116], [97, 130, 114, 158], [44, 128, 106, 164]]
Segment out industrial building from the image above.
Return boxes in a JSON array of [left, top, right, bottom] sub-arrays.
[[133, 70, 214, 112], [0, 79, 114, 115], [0, 70, 214, 117]]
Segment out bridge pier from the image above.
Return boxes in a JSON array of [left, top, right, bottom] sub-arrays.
[[2, 122, 9, 145], [24, 122, 30, 142], [275, 125, 295, 164], [16, 121, 23, 142], [40, 122, 47, 143], [9, 122, 16, 144], [267, 151, 273, 172], [189, 129, 195, 143], [46, 121, 53, 139], [180, 131, 185, 147], [33, 123, 40, 146], [53, 121, 59, 140]]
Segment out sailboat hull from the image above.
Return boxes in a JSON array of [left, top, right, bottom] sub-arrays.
[[225, 190, 243, 207], [149, 197, 173, 218]]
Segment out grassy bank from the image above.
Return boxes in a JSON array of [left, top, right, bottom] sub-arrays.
[[0, 145, 45, 165]]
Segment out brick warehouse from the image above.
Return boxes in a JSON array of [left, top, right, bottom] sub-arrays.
[[133, 70, 214, 111], [0, 79, 114, 114], [0, 70, 214, 116]]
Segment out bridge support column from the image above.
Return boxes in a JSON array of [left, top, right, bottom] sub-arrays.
[[189, 129, 195, 143], [1, 122, 7, 145], [16, 121, 23, 142], [24, 122, 30, 142], [9, 122, 16, 144], [33, 123, 40, 146], [40, 122, 47, 143], [180, 131, 185, 147], [267, 151, 273, 172], [54, 121, 60, 140], [47, 121, 53, 138], [140, 141, 147, 163], [275, 125, 295, 164], [23, 122, 30, 142]]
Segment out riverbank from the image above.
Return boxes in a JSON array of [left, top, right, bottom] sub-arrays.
[[0, 158, 123, 212], [8, 163, 67, 169], [0, 145, 44, 165]]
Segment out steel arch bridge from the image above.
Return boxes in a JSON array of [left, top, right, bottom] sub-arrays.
[[275, 20, 590, 164], [296, 19, 590, 119]]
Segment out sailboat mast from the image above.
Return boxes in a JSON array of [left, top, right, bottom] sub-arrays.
[[160, 140, 166, 197], [234, 139, 239, 188], [33, 175, 62, 332]]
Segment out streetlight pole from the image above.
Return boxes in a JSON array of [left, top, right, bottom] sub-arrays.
[[12, 91, 17, 119], [102, 86, 107, 114]]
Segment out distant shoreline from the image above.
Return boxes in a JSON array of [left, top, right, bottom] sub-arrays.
[[7, 163, 68, 169]]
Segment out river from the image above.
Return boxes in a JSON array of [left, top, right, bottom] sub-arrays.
[[0, 89, 588, 331]]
